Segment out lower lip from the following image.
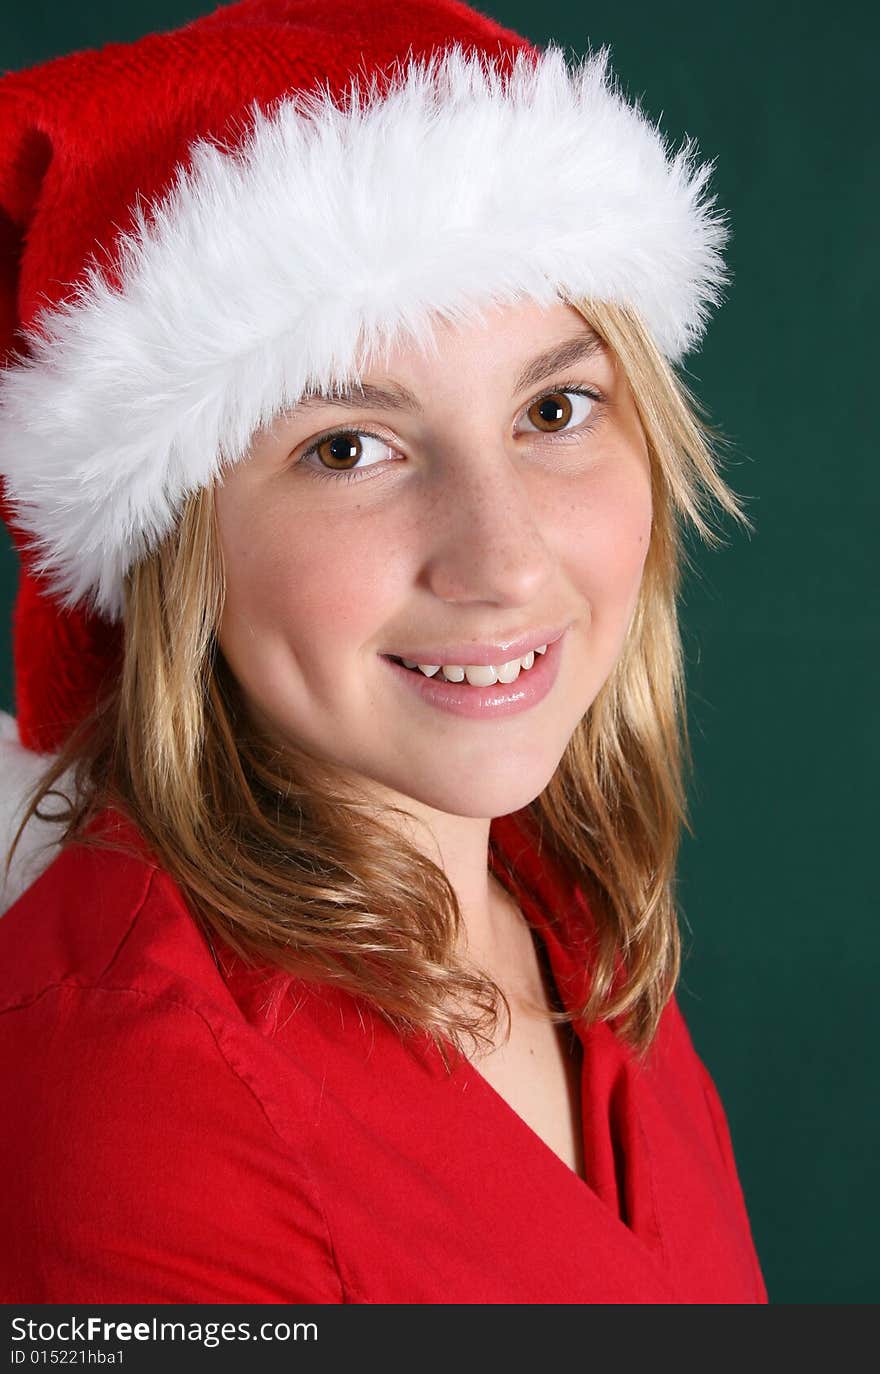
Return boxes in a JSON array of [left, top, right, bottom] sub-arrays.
[[379, 632, 567, 720]]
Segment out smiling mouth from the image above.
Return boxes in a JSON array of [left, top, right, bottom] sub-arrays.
[[385, 650, 546, 686]]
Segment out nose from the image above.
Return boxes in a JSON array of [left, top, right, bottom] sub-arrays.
[[419, 444, 556, 608]]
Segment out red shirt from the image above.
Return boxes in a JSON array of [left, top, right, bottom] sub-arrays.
[[0, 805, 767, 1303]]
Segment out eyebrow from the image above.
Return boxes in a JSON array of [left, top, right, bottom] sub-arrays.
[[289, 327, 606, 416]]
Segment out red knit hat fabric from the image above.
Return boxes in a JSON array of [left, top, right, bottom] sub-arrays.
[[0, 0, 729, 905]]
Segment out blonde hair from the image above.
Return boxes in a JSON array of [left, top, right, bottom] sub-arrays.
[[5, 299, 754, 1067]]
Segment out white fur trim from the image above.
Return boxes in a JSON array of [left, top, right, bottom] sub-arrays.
[[0, 42, 729, 622], [0, 712, 69, 914]]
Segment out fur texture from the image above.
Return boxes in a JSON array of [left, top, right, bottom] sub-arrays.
[[0, 42, 729, 624]]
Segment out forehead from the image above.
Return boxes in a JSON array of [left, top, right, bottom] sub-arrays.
[[287, 318, 607, 420]]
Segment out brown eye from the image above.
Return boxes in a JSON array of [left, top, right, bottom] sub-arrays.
[[519, 387, 599, 438], [298, 429, 396, 483], [313, 432, 363, 469], [526, 391, 574, 432]]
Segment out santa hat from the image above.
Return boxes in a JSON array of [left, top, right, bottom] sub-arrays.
[[0, 0, 730, 910]]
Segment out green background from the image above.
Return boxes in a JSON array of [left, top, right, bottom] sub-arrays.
[[2, 0, 876, 1304]]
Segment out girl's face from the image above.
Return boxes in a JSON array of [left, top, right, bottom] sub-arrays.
[[214, 298, 652, 821]]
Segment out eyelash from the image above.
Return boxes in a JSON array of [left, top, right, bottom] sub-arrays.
[[296, 380, 606, 485]]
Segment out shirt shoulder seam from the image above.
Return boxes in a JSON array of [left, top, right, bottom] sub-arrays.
[[0, 973, 350, 1303]]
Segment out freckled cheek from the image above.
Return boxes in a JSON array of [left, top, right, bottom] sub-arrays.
[[562, 462, 653, 620], [217, 507, 392, 669]]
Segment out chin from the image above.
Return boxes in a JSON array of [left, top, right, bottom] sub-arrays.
[[384, 763, 560, 821]]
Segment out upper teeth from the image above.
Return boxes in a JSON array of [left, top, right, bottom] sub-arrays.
[[400, 645, 548, 685]]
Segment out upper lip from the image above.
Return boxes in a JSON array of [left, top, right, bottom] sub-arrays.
[[384, 623, 570, 666]]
